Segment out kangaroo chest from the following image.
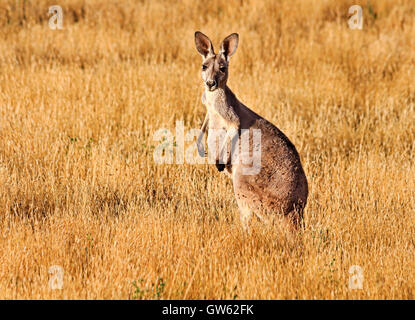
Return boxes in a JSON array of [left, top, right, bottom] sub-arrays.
[[207, 109, 232, 131], [205, 102, 237, 132]]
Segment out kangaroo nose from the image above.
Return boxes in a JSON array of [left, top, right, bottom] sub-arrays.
[[206, 80, 217, 89]]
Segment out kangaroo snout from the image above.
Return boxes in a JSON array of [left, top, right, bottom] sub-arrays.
[[206, 79, 217, 91]]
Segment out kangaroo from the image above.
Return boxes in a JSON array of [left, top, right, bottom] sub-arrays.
[[194, 31, 308, 230]]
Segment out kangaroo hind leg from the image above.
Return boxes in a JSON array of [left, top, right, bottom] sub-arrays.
[[236, 199, 252, 231]]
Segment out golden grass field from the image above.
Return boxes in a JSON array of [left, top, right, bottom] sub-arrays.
[[0, 0, 414, 299]]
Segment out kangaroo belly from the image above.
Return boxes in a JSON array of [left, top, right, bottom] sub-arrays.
[[206, 109, 238, 163]]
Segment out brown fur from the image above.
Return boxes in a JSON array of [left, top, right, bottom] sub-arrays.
[[195, 31, 308, 229]]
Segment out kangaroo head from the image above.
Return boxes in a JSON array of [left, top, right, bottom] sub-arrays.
[[194, 31, 239, 92]]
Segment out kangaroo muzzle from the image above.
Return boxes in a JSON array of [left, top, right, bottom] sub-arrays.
[[206, 79, 217, 91]]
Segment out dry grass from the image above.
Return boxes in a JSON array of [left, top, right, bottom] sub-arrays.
[[0, 0, 415, 299]]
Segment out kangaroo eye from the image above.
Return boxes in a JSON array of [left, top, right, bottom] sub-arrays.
[[219, 66, 226, 72], [202, 65, 207, 71]]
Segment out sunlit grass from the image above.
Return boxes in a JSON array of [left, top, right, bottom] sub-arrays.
[[0, 0, 414, 299]]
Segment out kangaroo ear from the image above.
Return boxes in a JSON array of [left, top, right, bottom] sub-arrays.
[[219, 33, 239, 61], [195, 31, 215, 58]]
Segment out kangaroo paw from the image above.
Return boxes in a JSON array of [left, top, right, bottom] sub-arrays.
[[196, 141, 207, 157], [216, 163, 225, 172]]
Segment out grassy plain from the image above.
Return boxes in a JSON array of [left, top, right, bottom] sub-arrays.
[[0, 0, 414, 299]]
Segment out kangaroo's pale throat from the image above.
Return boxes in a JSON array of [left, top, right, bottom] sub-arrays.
[[204, 87, 240, 129]]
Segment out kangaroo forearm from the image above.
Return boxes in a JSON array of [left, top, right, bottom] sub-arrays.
[[196, 114, 209, 157], [197, 113, 209, 142], [201, 113, 209, 133]]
